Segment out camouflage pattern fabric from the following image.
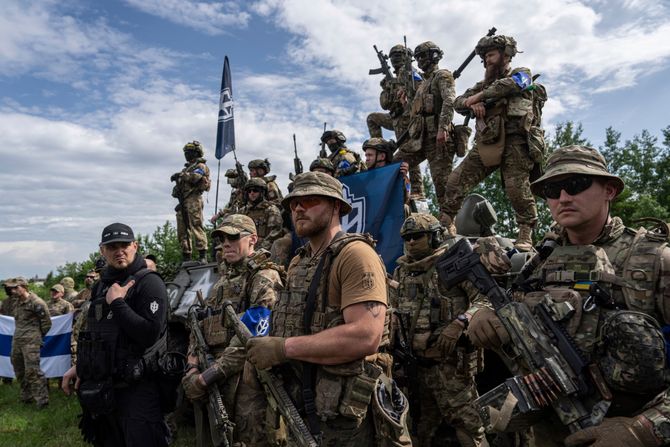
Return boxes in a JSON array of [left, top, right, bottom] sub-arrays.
[[240, 201, 284, 252], [444, 67, 539, 227], [176, 195, 208, 253], [11, 292, 51, 406], [48, 298, 73, 316], [71, 287, 91, 310], [262, 175, 283, 207], [63, 289, 78, 303], [395, 64, 456, 209], [71, 299, 90, 365], [329, 148, 367, 178], [0, 294, 18, 316]]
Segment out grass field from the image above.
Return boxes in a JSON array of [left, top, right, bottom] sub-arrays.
[[0, 379, 196, 446]]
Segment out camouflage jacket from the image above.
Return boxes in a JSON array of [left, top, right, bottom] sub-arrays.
[[48, 298, 73, 316], [13, 292, 51, 343], [328, 147, 367, 178], [72, 287, 92, 310], [410, 65, 455, 134], [241, 200, 284, 251], [0, 294, 18, 316], [173, 158, 211, 199], [63, 289, 78, 303], [380, 65, 418, 120], [262, 175, 283, 207]]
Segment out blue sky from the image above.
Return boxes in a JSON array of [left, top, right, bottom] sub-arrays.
[[1, 0, 670, 279]]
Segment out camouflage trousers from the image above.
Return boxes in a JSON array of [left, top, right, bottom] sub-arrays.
[[11, 340, 48, 405], [411, 362, 486, 447], [444, 135, 538, 226], [176, 195, 208, 254], [394, 132, 455, 207]]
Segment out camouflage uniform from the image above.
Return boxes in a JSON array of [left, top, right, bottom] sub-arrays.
[[48, 297, 73, 316], [240, 178, 284, 252], [444, 35, 545, 249], [61, 277, 78, 303], [187, 215, 283, 447], [391, 214, 487, 446], [172, 141, 211, 260], [7, 278, 51, 406], [394, 41, 456, 210], [0, 293, 18, 316], [248, 158, 283, 207], [321, 130, 367, 178]]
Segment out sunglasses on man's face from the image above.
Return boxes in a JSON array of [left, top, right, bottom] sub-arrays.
[[289, 196, 323, 211], [86, 275, 97, 279], [247, 188, 263, 194], [542, 175, 593, 199], [402, 232, 427, 242], [218, 232, 250, 243]]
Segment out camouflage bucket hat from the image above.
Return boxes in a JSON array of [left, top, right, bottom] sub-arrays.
[[281, 172, 352, 215], [530, 145, 625, 198], [3, 277, 28, 287], [212, 214, 257, 237], [51, 284, 65, 293]]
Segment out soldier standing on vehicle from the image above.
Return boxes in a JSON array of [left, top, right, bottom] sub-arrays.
[[48, 284, 74, 316], [182, 214, 284, 446], [467, 146, 670, 446], [442, 35, 546, 251], [391, 213, 489, 446], [245, 172, 406, 446], [171, 140, 211, 264], [240, 178, 284, 252], [248, 159, 283, 207], [5, 276, 51, 408], [320, 130, 367, 178]]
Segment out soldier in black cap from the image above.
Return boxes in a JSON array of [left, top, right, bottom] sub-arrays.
[[62, 222, 170, 447]]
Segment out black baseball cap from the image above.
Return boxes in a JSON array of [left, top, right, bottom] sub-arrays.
[[100, 223, 135, 246]]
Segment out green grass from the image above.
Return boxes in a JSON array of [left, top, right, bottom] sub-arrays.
[[0, 380, 196, 446]]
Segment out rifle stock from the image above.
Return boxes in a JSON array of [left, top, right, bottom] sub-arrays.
[[319, 122, 327, 159], [222, 301, 320, 447], [453, 26, 497, 79], [435, 239, 611, 433]]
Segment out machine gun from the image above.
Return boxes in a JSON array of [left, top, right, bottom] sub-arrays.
[[453, 26, 496, 79], [368, 45, 393, 82], [435, 239, 612, 433], [187, 291, 233, 447], [319, 122, 327, 159], [290, 134, 303, 181], [222, 301, 320, 447]]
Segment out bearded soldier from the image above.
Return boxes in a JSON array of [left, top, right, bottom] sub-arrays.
[[248, 159, 283, 207], [182, 214, 283, 446], [391, 213, 490, 447], [394, 41, 456, 212], [468, 146, 670, 446], [171, 140, 211, 263], [320, 130, 367, 178], [240, 178, 284, 252], [442, 35, 546, 251]]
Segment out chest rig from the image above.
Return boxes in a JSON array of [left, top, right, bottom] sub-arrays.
[[244, 203, 271, 238]]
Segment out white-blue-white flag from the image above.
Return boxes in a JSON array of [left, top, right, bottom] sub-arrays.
[[0, 313, 73, 378]]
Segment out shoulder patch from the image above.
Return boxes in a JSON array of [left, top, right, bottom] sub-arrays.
[[511, 71, 532, 90], [362, 272, 375, 290], [150, 300, 159, 314]]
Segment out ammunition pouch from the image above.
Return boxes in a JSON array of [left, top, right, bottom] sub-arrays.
[[476, 111, 505, 167], [479, 114, 504, 145], [78, 378, 116, 416], [595, 311, 667, 395], [314, 360, 377, 424], [527, 125, 546, 164], [372, 375, 412, 447], [453, 124, 471, 157]]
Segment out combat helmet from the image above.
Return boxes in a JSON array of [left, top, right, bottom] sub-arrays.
[[309, 158, 336, 175], [183, 140, 204, 157], [413, 41, 443, 64], [389, 44, 412, 68], [248, 158, 271, 173], [475, 35, 518, 59], [321, 130, 347, 153], [400, 213, 444, 248], [363, 138, 396, 163], [224, 168, 238, 178], [244, 177, 268, 192]]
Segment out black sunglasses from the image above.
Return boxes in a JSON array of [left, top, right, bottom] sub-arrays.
[[402, 233, 427, 242], [247, 188, 263, 193], [542, 175, 593, 199]]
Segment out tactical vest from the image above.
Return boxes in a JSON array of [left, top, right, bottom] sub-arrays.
[[263, 175, 283, 203], [243, 202, 273, 240], [272, 233, 390, 422], [179, 159, 210, 197]]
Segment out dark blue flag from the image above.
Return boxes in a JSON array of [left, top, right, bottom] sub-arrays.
[[339, 163, 405, 272], [215, 56, 235, 160]]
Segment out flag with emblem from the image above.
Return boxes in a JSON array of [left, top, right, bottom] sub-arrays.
[[215, 56, 235, 160]]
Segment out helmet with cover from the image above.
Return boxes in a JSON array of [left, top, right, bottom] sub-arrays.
[[248, 159, 271, 173], [309, 158, 336, 175], [183, 140, 204, 158], [413, 41, 443, 69], [475, 35, 518, 59], [400, 213, 444, 249]]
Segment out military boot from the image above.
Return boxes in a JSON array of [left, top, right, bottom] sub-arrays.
[[198, 249, 207, 264], [514, 224, 534, 252], [181, 251, 192, 264], [439, 212, 457, 237]]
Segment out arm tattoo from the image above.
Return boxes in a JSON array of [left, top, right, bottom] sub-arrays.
[[364, 301, 382, 318]]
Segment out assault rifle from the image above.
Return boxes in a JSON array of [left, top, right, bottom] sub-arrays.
[[171, 171, 191, 232], [187, 291, 233, 447], [391, 309, 421, 434], [319, 122, 327, 159], [222, 301, 320, 447], [453, 27, 497, 79], [403, 35, 416, 101], [369, 45, 393, 82], [435, 239, 612, 433], [290, 134, 303, 181]]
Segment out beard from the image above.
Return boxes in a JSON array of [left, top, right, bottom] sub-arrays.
[[484, 58, 505, 84], [294, 209, 332, 238]]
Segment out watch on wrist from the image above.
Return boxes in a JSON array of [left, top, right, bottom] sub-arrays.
[[456, 313, 469, 328]]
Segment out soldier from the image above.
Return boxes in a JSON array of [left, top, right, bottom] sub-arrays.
[[245, 172, 401, 446], [5, 276, 51, 408], [364, 137, 411, 212], [248, 159, 283, 206], [240, 178, 284, 252], [309, 157, 336, 176], [443, 35, 545, 251], [71, 261, 104, 364], [467, 146, 670, 446], [61, 276, 78, 302], [210, 168, 247, 225], [171, 140, 211, 263], [391, 213, 488, 447], [48, 284, 74, 316], [320, 130, 367, 178], [1, 280, 19, 316], [394, 40, 456, 213], [368, 44, 424, 198], [182, 214, 283, 446]]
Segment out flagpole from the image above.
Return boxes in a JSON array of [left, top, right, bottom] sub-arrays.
[[214, 159, 221, 217]]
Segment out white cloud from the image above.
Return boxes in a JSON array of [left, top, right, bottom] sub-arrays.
[[124, 0, 251, 35]]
